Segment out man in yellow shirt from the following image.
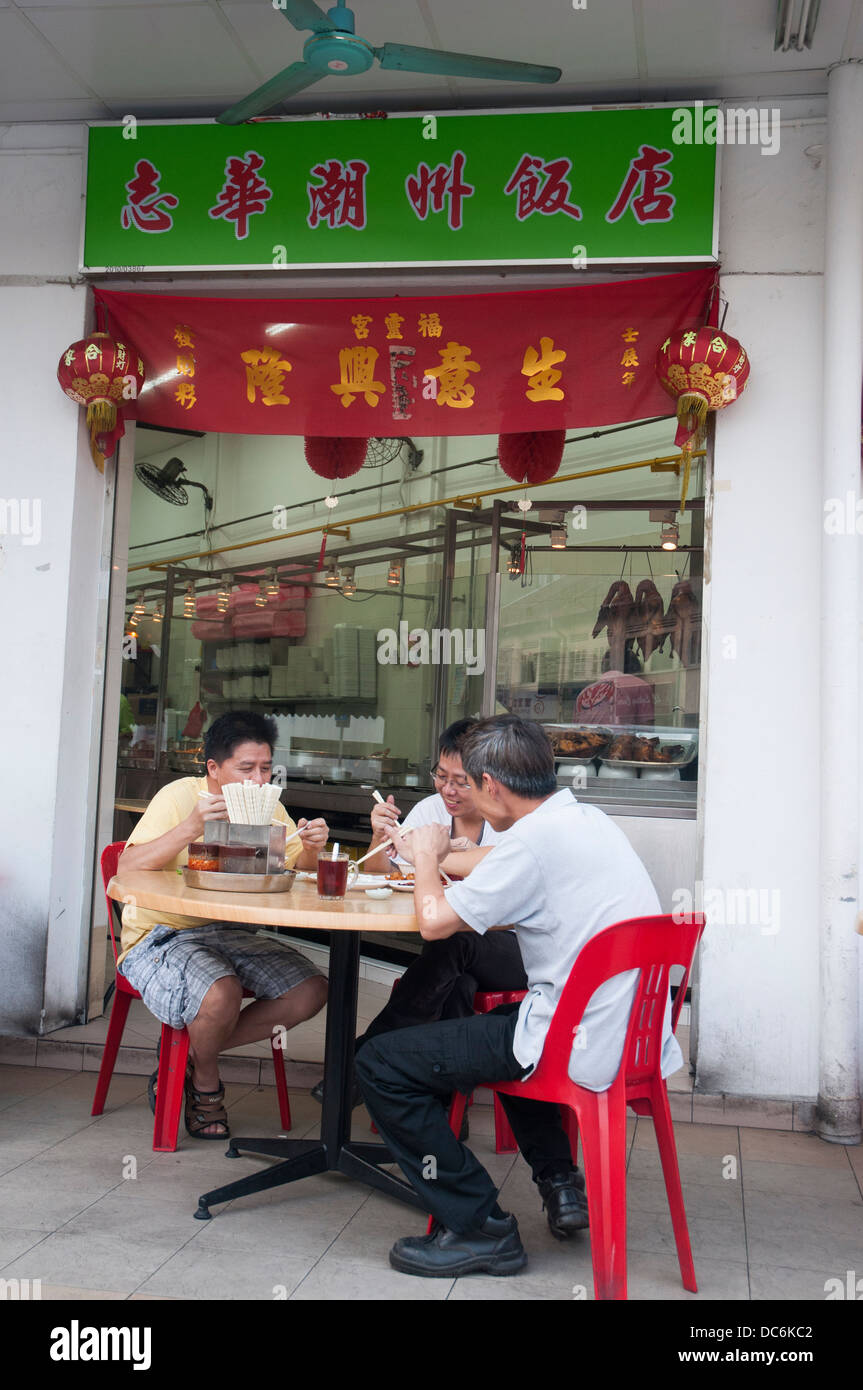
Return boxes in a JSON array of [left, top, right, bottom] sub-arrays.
[[118, 710, 329, 1139]]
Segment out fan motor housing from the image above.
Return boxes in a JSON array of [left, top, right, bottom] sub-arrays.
[[304, 32, 374, 74]]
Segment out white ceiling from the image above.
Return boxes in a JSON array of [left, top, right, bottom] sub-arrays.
[[0, 0, 861, 124]]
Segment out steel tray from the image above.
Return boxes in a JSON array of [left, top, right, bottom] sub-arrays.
[[182, 869, 296, 893]]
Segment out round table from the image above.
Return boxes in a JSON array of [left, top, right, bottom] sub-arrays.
[[107, 871, 426, 1220]]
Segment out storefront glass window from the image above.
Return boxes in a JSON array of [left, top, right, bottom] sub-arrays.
[[494, 501, 702, 806]]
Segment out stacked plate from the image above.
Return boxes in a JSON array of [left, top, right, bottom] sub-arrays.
[[358, 629, 377, 700], [333, 625, 359, 699]]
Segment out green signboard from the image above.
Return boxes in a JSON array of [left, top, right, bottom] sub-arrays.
[[83, 106, 718, 273]]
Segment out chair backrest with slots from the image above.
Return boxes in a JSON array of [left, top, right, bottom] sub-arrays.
[[537, 913, 705, 1091], [100, 841, 127, 966]]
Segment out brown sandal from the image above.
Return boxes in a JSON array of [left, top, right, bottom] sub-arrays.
[[184, 1079, 229, 1140]]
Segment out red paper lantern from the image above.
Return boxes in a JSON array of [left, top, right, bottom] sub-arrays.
[[57, 332, 145, 471], [655, 326, 749, 510], [656, 327, 750, 446], [498, 430, 566, 486], [304, 437, 368, 480]]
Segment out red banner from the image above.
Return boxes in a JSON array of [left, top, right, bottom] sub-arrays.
[[95, 269, 716, 438]]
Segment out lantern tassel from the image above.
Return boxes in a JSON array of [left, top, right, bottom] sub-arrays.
[[674, 392, 709, 449], [679, 444, 692, 515], [87, 400, 117, 435], [87, 400, 116, 474]]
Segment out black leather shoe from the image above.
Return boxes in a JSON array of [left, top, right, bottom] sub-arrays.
[[310, 1077, 364, 1108], [389, 1213, 527, 1278], [537, 1171, 590, 1239]]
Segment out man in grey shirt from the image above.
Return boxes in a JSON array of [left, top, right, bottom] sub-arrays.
[[356, 715, 680, 1278]]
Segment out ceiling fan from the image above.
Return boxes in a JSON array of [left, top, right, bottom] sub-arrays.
[[217, 1, 561, 125]]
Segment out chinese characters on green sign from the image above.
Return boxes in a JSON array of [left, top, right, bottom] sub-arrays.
[[84, 106, 718, 272]]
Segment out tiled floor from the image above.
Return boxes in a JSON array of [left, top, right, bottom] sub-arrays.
[[1, 1061, 860, 1301]]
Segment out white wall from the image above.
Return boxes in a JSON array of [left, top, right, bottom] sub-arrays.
[[0, 123, 110, 1030], [697, 112, 827, 1097]]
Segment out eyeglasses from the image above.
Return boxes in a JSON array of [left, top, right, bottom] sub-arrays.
[[431, 765, 470, 791]]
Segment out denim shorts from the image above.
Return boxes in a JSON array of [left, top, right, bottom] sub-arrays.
[[119, 923, 323, 1030]]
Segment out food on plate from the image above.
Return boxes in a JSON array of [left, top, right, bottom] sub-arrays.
[[607, 734, 687, 764], [386, 868, 457, 886], [607, 734, 635, 761], [650, 743, 685, 763], [552, 729, 608, 757]]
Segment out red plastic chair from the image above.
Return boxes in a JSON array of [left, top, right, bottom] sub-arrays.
[[92, 842, 291, 1152], [372, 984, 575, 1157], [471, 990, 580, 1157], [458, 912, 705, 1301], [473, 991, 524, 1152]]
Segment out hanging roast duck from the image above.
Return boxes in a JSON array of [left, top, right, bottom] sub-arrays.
[[667, 580, 701, 667], [631, 579, 667, 663], [591, 580, 635, 672]]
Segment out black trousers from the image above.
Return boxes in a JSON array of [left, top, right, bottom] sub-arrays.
[[355, 1003, 574, 1234], [355, 928, 528, 1050]]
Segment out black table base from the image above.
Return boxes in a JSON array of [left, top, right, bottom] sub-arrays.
[[194, 930, 425, 1220]]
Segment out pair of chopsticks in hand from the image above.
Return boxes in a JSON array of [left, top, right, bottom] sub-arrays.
[[357, 790, 453, 884], [353, 824, 416, 869]]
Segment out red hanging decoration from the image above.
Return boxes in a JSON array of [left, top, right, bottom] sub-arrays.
[[304, 436, 368, 481], [655, 326, 750, 510], [498, 430, 566, 486], [57, 331, 145, 472]]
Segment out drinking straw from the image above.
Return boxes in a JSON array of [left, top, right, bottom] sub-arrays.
[[331, 841, 339, 860]]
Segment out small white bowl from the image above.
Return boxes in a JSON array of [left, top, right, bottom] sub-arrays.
[[597, 762, 637, 780], [365, 887, 394, 899]]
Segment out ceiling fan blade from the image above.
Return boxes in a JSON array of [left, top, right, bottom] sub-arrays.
[[377, 43, 561, 84], [277, 0, 335, 35], [217, 63, 325, 125]]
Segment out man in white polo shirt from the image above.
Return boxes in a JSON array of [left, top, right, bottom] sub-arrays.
[[358, 717, 525, 1040], [355, 715, 682, 1278], [311, 719, 527, 1111]]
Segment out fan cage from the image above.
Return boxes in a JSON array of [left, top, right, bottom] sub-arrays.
[[363, 437, 405, 469], [135, 463, 189, 507]]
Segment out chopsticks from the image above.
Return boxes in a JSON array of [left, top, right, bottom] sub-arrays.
[[354, 826, 416, 869], [367, 788, 453, 882], [199, 790, 302, 847], [355, 826, 453, 885]]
